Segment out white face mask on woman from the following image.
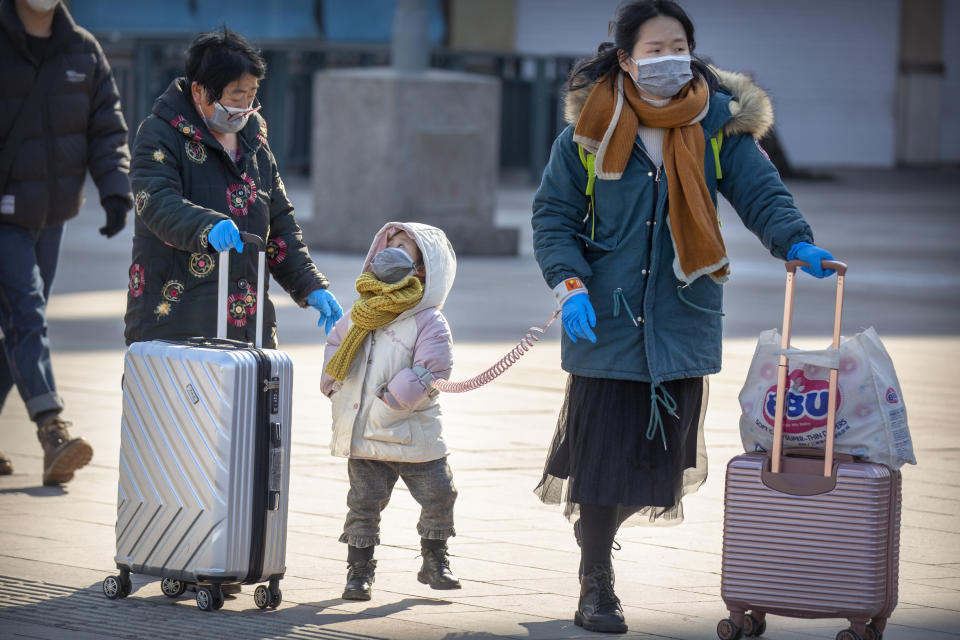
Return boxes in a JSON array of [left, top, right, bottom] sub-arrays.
[[203, 101, 260, 134], [25, 0, 59, 11], [631, 54, 693, 98]]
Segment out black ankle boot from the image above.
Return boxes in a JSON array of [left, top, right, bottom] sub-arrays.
[[342, 546, 376, 600], [417, 541, 461, 590], [574, 565, 627, 634]]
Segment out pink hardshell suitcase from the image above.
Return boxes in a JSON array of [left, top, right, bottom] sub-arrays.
[[718, 260, 901, 640]]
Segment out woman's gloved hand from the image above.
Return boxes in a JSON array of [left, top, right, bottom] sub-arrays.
[[307, 289, 344, 334], [208, 219, 243, 253], [787, 241, 835, 278], [561, 294, 597, 343]]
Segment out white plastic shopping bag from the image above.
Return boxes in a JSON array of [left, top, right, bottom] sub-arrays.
[[738, 326, 916, 469]]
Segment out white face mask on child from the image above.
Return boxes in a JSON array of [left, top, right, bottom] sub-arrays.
[[370, 247, 417, 284]]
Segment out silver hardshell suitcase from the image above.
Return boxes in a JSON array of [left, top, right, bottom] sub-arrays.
[[103, 234, 292, 612], [718, 260, 901, 640]]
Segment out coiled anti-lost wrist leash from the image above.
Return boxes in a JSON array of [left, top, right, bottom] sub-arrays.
[[428, 311, 560, 393]]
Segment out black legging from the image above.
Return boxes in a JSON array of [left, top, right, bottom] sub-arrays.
[[579, 504, 643, 570]]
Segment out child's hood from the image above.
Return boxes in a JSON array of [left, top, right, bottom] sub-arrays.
[[361, 222, 457, 320]]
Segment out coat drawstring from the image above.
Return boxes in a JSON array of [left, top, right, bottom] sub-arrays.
[[612, 288, 639, 327], [611, 288, 678, 452], [676, 284, 724, 316], [648, 382, 677, 451]]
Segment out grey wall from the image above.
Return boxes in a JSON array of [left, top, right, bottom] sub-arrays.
[[942, 0, 960, 163], [513, 0, 903, 168]]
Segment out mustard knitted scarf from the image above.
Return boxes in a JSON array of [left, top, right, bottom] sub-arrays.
[[324, 273, 424, 382]]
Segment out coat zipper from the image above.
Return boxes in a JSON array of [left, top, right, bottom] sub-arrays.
[[634, 142, 661, 326]]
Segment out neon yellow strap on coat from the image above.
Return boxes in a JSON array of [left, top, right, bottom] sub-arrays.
[[577, 144, 598, 240], [710, 131, 724, 227], [577, 134, 723, 237], [711, 130, 724, 180]]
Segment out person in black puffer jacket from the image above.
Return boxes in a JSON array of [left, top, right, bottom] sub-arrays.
[[0, 0, 132, 485]]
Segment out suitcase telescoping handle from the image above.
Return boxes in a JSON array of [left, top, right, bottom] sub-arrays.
[[770, 258, 848, 476], [216, 232, 267, 349]]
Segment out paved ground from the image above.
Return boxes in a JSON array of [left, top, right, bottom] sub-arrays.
[[1, 168, 959, 639]]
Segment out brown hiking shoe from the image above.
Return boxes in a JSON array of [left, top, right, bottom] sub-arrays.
[[36, 417, 93, 485], [0, 452, 12, 475]]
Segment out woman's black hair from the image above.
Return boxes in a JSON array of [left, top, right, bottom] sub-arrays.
[[185, 27, 267, 102], [567, 0, 719, 93]]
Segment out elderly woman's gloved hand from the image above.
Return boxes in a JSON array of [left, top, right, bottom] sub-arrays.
[[307, 289, 344, 334], [208, 219, 243, 253], [562, 294, 597, 344], [787, 241, 835, 278]]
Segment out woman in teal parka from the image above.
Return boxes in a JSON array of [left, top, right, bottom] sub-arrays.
[[531, 1, 835, 634], [124, 28, 341, 347]]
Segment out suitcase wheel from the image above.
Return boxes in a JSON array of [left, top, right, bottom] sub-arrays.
[[254, 585, 270, 610], [743, 612, 766, 637], [161, 577, 186, 598], [196, 586, 224, 611], [836, 630, 863, 640], [269, 588, 282, 609], [102, 574, 131, 600], [717, 618, 743, 640]]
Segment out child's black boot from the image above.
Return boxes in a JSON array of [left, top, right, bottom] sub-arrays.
[[417, 538, 461, 590], [342, 545, 376, 600]]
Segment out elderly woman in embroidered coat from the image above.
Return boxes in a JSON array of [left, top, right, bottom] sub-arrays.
[[124, 28, 340, 347], [531, 1, 835, 634]]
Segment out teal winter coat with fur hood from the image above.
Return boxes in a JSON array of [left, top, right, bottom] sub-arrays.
[[532, 69, 814, 383]]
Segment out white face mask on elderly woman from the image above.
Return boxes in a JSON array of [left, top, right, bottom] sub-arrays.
[[630, 54, 693, 98], [203, 101, 260, 134]]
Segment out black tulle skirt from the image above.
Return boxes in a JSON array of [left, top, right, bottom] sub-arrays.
[[534, 374, 708, 525]]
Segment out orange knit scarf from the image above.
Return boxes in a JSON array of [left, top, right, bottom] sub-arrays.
[[573, 71, 729, 283]]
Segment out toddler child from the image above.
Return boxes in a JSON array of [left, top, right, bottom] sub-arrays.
[[321, 222, 460, 600]]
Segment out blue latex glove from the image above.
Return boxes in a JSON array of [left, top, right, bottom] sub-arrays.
[[307, 289, 344, 334], [787, 241, 835, 278], [561, 294, 597, 343], [208, 219, 243, 253]]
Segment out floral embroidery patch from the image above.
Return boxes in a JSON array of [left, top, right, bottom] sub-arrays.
[[152, 148, 166, 163], [185, 140, 207, 164], [170, 115, 202, 141], [243, 286, 257, 314], [189, 253, 215, 278], [155, 301, 172, 318], [266, 238, 287, 266], [199, 223, 213, 250], [135, 190, 149, 215], [226, 174, 257, 216], [128, 264, 145, 297], [227, 293, 248, 327], [161, 280, 184, 302]]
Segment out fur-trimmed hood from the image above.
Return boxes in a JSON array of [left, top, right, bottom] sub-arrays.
[[563, 67, 773, 139]]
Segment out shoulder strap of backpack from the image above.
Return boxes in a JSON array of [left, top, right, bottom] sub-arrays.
[[577, 144, 597, 240], [710, 130, 724, 180], [577, 134, 724, 236]]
